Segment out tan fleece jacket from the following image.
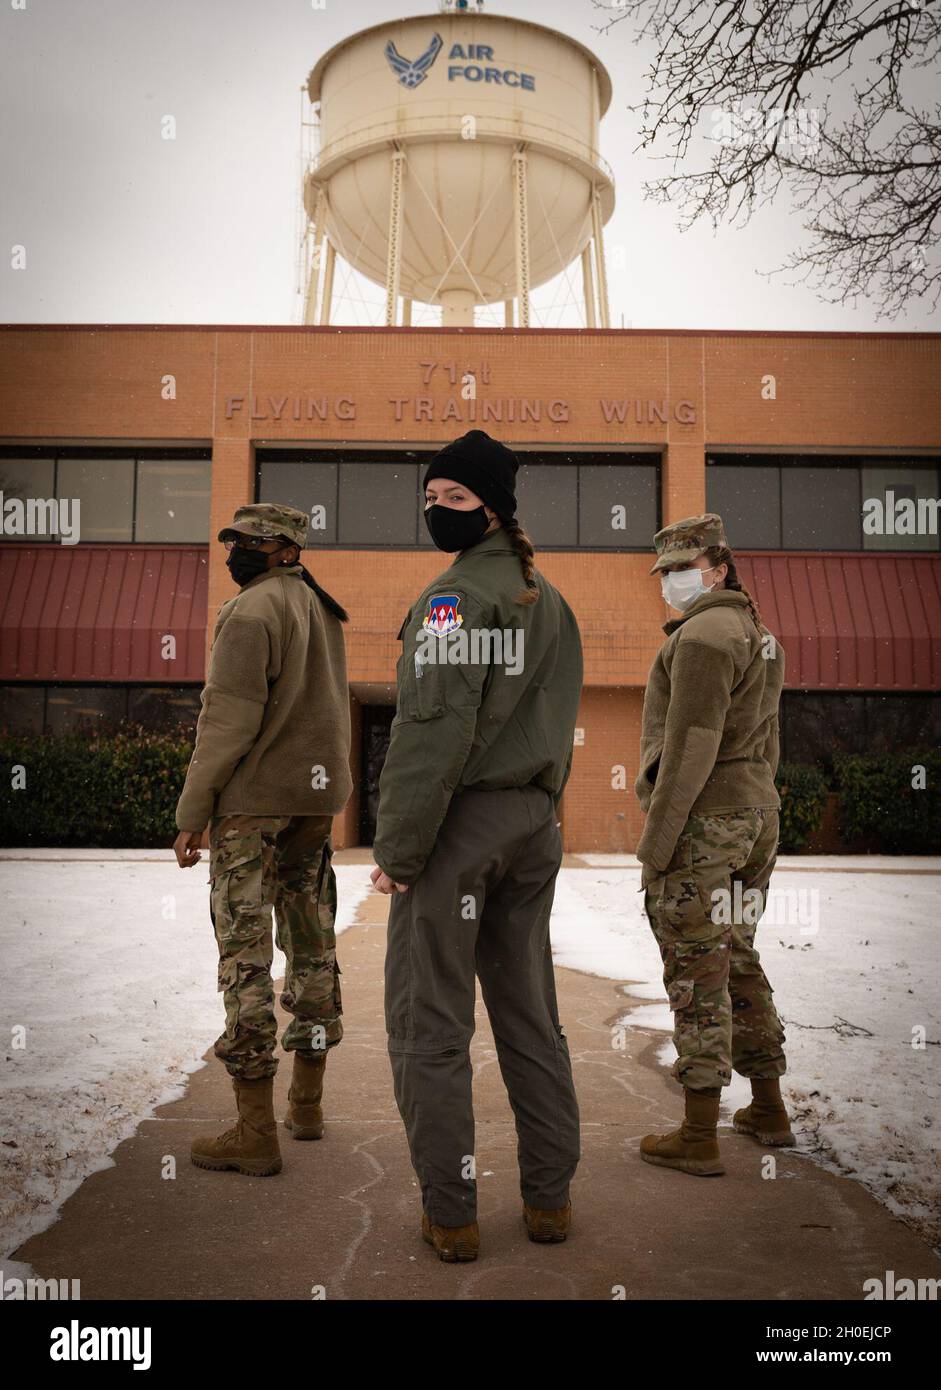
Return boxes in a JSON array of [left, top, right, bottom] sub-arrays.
[[175, 564, 352, 831], [634, 589, 785, 871]]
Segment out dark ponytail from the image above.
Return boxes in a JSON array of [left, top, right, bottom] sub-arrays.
[[706, 544, 761, 631], [276, 535, 349, 622], [502, 517, 539, 606], [300, 566, 349, 623]]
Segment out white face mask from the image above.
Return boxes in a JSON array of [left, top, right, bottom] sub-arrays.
[[660, 566, 717, 612]]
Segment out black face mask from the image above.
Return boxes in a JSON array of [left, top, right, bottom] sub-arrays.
[[226, 545, 279, 587], [423, 503, 490, 553]]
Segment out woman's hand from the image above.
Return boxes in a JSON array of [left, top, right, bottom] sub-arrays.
[[370, 864, 409, 895]]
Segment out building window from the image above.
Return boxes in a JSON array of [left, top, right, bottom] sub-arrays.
[[0, 685, 202, 735], [782, 691, 941, 768], [56, 457, 135, 542], [706, 456, 941, 551], [0, 685, 45, 734], [0, 448, 211, 543], [135, 459, 213, 543], [256, 449, 660, 550]]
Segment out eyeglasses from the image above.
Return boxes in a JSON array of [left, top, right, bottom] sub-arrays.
[[222, 535, 283, 551]]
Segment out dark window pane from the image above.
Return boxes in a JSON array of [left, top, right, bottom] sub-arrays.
[[128, 686, 202, 733], [863, 694, 941, 754], [0, 457, 56, 540], [579, 465, 658, 548], [782, 692, 865, 766], [706, 464, 781, 549], [0, 686, 45, 733], [782, 467, 860, 549], [338, 462, 418, 545], [45, 686, 127, 733], [783, 691, 941, 769], [56, 457, 134, 543], [861, 462, 941, 552], [516, 465, 577, 547], [258, 461, 338, 545], [136, 459, 211, 542]]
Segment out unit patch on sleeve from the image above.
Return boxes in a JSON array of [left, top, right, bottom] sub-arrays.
[[422, 593, 464, 636]]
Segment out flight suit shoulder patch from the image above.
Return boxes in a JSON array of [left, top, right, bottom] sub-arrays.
[[421, 592, 464, 637]]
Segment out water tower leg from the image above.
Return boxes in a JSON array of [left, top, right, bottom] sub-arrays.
[[512, 149, 531, 328], [385, 149, 406, 327], [303, 182, 327, 326], [504, 299, 514, 328], [581, 245, 597, 328], [319, 240, 336, 326], [440, 289, 475, 326], [590, 185, 610, 329]]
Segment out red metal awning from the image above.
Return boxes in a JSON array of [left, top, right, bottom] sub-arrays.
[[0, 545, 208, 682], [737, 553, 941, 690]]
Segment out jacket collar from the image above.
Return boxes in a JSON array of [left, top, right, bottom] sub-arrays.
[[663, 588, 748, 635], [237, 563, 304, 594], [450, 524, 518, 567]]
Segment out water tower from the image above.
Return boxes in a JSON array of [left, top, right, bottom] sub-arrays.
[[301, 0, 614, 328]]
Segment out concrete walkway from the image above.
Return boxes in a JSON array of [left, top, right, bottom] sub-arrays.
[[13, 885, 939, 1301]]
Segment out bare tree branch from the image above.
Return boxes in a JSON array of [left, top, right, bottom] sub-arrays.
[[594, 0, 941, 315]]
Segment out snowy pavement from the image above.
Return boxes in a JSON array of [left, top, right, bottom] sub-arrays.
[[1, 851, 939, 1261]]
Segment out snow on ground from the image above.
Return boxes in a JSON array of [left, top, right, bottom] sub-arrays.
[[1, 851, 938, 1260], [0, 855, 371, 1259], [551, 858, 941, 1247]]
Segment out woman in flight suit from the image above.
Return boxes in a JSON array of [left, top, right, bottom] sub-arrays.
[[371, 429, 583, 1262], [635, 512, 794, 1177]]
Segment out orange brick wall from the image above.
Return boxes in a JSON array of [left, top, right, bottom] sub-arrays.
[[561, 687, 646, 852], [2, 325, 939, 852]]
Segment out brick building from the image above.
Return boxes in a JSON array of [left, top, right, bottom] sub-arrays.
[[1, 325, 939, 850]]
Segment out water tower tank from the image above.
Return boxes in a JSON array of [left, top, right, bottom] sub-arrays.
[[303, 5, 614, 327]]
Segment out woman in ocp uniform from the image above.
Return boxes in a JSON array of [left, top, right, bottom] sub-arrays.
[[371, 429, 584, 1262], [635, 512, 795, 1177]]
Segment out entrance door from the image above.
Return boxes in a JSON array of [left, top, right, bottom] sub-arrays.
[[359, 705, 396, 845]]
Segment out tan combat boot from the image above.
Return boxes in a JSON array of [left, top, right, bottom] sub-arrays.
[[284, 1051, 326, 1140], [640, 1087, 725, 1176], [523, 1200, 572, 1243], [191, 1075, 282, 1177], [734, 1077, 796, 1147], [421, 1212, 479, 1263]]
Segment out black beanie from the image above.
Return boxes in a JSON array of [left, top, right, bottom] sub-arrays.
[[422, 429, 518, 520]]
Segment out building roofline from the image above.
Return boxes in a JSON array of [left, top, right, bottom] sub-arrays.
[[1, 324, 939, 340]]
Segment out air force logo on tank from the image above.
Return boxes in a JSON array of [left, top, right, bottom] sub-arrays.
[[384, 34, 535, 91]]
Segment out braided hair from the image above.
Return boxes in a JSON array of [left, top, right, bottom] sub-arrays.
[[501, 517, 540, 606], [705, 544, 761, 632]]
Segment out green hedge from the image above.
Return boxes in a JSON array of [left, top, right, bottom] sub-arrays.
[[0, 725, 193, 848], [775, 761, 829, 852], [833, 751, 941, 854], [3, 729, 939, 853]]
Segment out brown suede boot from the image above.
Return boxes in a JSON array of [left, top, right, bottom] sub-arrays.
[[284, 1051, 326, 1140], [734, 1077, 796, 1147], [421, 1212, 479, 1263], [191, 1075, 282, 1177], [523, 1200, 572, 1243], [640, 1087, 725, 1176]]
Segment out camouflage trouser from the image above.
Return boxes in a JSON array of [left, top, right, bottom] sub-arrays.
[[643, 808, 786, 1092], [208, 813, 343, 1081]]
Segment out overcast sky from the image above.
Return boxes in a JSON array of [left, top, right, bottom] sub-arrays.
[[1, 0, 935, 331]]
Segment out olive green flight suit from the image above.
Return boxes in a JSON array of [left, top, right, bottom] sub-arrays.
[[374, 527, 584, 1228]]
